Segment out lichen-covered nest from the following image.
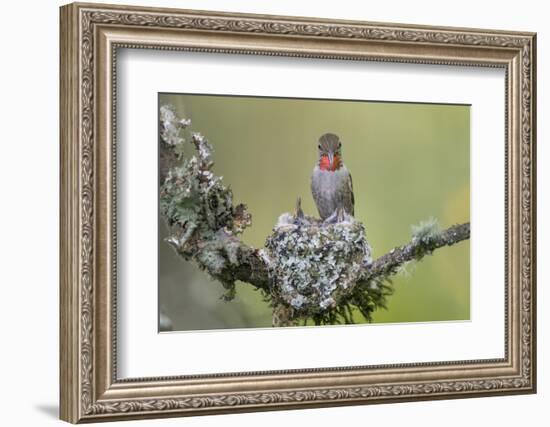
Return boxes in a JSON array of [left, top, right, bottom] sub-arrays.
[[265, 211, 372, 319]]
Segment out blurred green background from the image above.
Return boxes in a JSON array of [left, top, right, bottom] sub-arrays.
[[158, 93, 470, 331]]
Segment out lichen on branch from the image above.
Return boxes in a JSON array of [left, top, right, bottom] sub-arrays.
[[159, 104, 264, 300], [360, 221, 470, 285], [158, 104, 470, 326]]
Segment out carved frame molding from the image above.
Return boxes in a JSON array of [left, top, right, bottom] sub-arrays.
[[60, 2, 536, 423]]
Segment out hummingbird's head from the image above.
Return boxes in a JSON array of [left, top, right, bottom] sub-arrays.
[[318, 133, 342, 171]]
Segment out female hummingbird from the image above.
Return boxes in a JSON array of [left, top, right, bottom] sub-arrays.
[[311, 133, 355, 221]]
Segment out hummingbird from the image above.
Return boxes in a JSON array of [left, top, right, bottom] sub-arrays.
[[311, 133, 355, 221]]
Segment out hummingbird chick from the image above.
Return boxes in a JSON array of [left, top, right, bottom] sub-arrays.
[[311, 133, 355, 221]]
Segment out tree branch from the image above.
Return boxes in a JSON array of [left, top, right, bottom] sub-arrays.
[[361, 222, 470, 284]]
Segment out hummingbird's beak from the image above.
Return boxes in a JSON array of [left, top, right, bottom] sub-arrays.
[[327, 152, 334, 169]]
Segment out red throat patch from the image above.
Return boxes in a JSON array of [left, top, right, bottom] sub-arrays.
[[319, 154, 341, 171]]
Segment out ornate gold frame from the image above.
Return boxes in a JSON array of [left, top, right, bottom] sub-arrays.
[[60, 2, 536, 423]]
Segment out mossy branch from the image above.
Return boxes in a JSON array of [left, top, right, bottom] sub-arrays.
[[159, 105, 269, 300], [361, 222, 470, 285], [159, 105, 470, 325]]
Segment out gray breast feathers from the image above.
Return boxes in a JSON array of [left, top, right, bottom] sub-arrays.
[[311, 166, 354, 220]]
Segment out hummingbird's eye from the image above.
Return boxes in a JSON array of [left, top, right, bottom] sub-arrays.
[[338, 142, 342, 148], [318, 144, 321, 149]]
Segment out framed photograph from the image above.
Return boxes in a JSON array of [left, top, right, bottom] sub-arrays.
[[60, 2, 536, 423]]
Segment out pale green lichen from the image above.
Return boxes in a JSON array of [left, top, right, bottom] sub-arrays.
[[411, 217, 440, 242], [160, 126, 251, 241], [159, 105, 252, 301], [410, 217, 441, 259], [265, 211, 373, 322], [395, 261, 415, 277], [160, 104, 190, 147]]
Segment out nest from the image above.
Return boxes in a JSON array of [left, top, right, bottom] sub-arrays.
[[265, 209, 372, 318]]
